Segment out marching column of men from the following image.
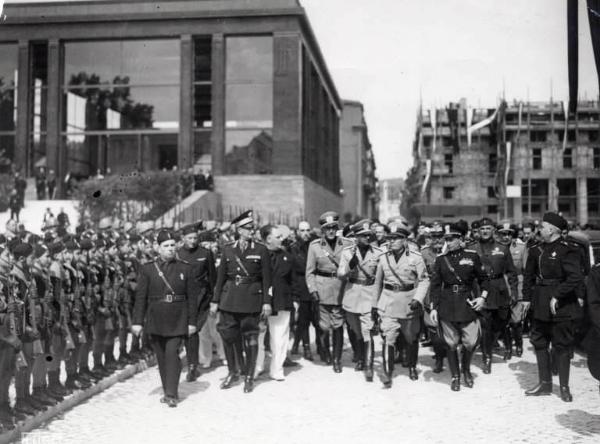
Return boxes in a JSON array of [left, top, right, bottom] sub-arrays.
[[0, 208, 597, 428]]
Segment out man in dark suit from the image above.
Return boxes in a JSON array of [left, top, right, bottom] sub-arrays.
[[132, 229, 200, 407], [210, 210, 272, 393], [584, 263, 600, 390], [177, 222, 216, 382]]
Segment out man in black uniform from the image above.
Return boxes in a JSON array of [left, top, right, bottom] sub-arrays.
[[430, 222, 490, 391], [132, 229, 200, 407], [210, 211, 272, 393], [523, 212, 584, 402], [177, 222, 216, 382]]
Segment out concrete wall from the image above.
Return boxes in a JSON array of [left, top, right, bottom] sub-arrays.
[[339, 103, 361, 217], [215, 174, 341, 226]]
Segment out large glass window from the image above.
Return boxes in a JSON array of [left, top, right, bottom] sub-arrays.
[[62, 39, 180, 176], [31, 42, 48, 173], [193, 36, 212, 173], [224, 36, 273, 174], [0, 44, 17, 171]]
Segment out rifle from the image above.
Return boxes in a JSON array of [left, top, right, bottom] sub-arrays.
[[5, 277, 28, 370], [26, 279, 44, 357]]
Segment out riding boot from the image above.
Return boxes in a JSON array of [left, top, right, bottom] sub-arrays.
[[243, 337, 258, 393], [382, 341, 394, 388], [186, 364, 199, 382], [220, 342, 240, 390], [550, 348, 558, 376], [461, 348, 474, 388], [291, 334, 300, 355], [503, 326, 512, 361], [557, 349, 573, 402], [364, 339, 374, 382], [512, 323, 523, 357], [303, 344, 314, 361], [332, 327, 343, 373], [447, 349, 460, 391], [48, 369, 72, 397], [408, 341, 419, 380], [354, 337, 364, 371], [233, 338, 246, 377], [347, 325, 359, 363], [319, 331, 331, 364], [525, 349, 553, 396]]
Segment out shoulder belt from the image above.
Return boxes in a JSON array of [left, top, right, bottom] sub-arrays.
[[152, 262, 177, 295], [442, 256, 464, 284], [385, 254, 409, 287]]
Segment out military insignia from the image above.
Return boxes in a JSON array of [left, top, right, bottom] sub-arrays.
[[180, 273, 184, 280], [459, 258, 474, 266], [551, 251, 557, 258], [246, 255, 261, 260], [283, 256, 288, 261]]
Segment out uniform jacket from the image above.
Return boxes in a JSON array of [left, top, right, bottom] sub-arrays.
[[583, 264, 600, 380], [472, 239, 518, 308], [270, 248, 296, 314], [290, 239, 313, 302], [522, 238, 584, 322], [177, 245, 216, 324], [338, 244, 383, 314], [374, 248, 429, 319], [305, 237, 349, 305], [430, 248, 490, 323], [213, 240, 272, 313], [133, 257, 199, 337]]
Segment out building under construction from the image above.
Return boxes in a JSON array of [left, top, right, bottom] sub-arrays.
[[411, 99, 600, 226]]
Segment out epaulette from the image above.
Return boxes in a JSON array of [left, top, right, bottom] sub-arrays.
[[310, 238, 321, 245], [411, 250, 422, 256]]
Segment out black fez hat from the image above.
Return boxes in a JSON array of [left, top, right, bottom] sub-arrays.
[[156, 229, 175, 245], [543, 212, 568, 231], [49, 241, 65, 257], [13, 242, 33, 260], [181, 223, 200, 236]]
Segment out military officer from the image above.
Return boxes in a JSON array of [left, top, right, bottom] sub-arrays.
[[338, 220, 383, 381], [472, 217, 518, 372], [374, 221, 429, 387], [177, 222, 215, 381], [430, 221, 490, 391], [305, 211, 350, 373], [132, 229, 200, 407], [523, 212, 584, 402], [210, 211, 272, 393]]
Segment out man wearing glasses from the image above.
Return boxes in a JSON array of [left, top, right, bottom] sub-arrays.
[[430, 222, 490, 392], [374, 221, 429, 387], [210, 210, 273, 393], [305, 211, 350, 373]]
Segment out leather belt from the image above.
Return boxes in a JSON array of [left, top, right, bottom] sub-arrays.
[[384, 283, 415, 292], [349, 277, 375, 286], [445, 284, 470, 293], [315, 270, 337, 278], [228, 275, 262, 285], [536, 278, 562, 286], [150, 294, 186, 303]]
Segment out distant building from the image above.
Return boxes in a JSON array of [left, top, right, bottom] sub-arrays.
[[379, 178, 403, 222], [411, 99, 600, 226], [1, 0, 342, 225], [339, 100, 378, 221]]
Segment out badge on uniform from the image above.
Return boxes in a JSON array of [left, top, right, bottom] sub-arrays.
[[180, 273, 184, 280], [459, 258, 474, 266]]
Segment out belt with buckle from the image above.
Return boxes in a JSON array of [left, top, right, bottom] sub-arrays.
[[315, 270, 338, 278], [349, 277, 375, 286], [447, 284, 470, 293], [150, 294, 186, 303], [384, 283, 415, 292], [229, 275, 262, 286]]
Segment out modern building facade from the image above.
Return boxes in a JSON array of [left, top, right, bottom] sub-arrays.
[[412, 99, 600, 226], [339, 100, 378, 221], [0, 0, 342, 224]]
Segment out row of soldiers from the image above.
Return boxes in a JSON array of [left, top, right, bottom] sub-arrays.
[[0, 227, 161, 432]]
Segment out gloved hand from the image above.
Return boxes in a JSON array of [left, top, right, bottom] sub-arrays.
[[409, 299, 421, 311]]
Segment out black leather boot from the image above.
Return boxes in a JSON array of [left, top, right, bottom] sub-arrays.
[[48, 369, 72, 396], [447, 349, 460, 392], [560, 385, 573, 402], [0, 403, 16, 430], [513, 326, 523, 357], [407, 342, 419, 380], [220, 343, 240, 390], [332, 327, 343, 373], [243, 337, 258, 393], [482, 353, 492, 374], [291, 336, 300, 355], [354, 337, 364, 372], [186, 364, 199, 382], [550, 348, 558, 376], [557, 349, 573, 402], [381, 341, 395, 389], [503, 327, 512, 361], [233, 339, 246, 376], [525, 349, 553, 396], [13, 398, 38, 416], [319, 331, 331, 365], [364, 339, 374, 382], [461, 348, 474, 388], [31, 387, 57, 407], [303, 344, 313, 361]]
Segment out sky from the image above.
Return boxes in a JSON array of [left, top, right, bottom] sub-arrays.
[[2, 0, 600, 179]]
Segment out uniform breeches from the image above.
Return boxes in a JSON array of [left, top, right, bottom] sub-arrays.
[[479, 307, 510, 355], [217, 311, 260, 344], [380, 316, 420, 345], [530, 319, 575, 354], [345, 311, 374, 341], [150, 334, 184, 398], [440, 319, 481, 351], [318, 304, 344, 332]]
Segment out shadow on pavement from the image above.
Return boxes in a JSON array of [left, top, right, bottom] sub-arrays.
[[508, 360, 540, 391], [555, 410, 600, 436], [179, 380, 211, 400]]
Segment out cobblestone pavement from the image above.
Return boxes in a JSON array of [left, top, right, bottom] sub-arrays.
[[21, 340, 600, 444]]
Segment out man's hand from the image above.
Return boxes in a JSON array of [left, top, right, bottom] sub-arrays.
[[188, 325, 197, 336], [430, 309, 438, 326], [310, 291, 320, 302], [409, 299, 421, 311], [209, 302, 219, 316], [471, 297, 485, 311], [371, 307, 379, 323], [550, 297, 558, 315], [261, 304, 272, 319], [131, 324, 143, 337]]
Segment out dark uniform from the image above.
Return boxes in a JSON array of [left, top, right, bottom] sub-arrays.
[[430, 222, 490, 391], [133, 232, 200, 404], [523, 212, 583, 402], [177, 224, 216, 381], [583, 264, 600, 386]]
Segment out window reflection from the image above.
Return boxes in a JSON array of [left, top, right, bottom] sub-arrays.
[[225, 129, 272, 174]]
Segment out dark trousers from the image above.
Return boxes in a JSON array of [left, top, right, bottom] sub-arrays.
[[150, 335, 184, 398], [15, 341, 34, 400], [530, 319, 575, 353], [217, 311, 260, 344], [479, 307, 510, 356], [0, 342, 16, 406], [185, 333, 199, 366], [295, 300, 322, 348]]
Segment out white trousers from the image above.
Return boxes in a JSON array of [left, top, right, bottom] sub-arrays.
[[198, 315, 225, 366], [268, 310, 291, 380], [255, 320, 268, 378]]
